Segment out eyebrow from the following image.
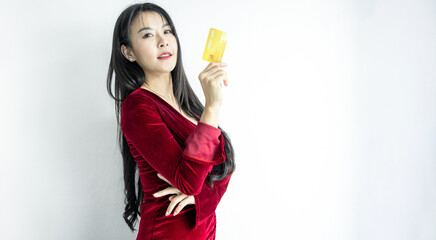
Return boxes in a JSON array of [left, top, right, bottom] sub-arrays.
[[138, 23, 170, 34]]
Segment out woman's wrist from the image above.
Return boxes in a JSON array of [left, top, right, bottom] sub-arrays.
[[200, 106, 220, 128]]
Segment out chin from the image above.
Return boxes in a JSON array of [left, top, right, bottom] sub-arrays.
[[167, 62, 177, 72]]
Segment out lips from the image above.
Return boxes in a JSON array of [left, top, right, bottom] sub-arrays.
[[158, 52, 172, 59]]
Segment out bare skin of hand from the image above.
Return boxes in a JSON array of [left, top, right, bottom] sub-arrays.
[[153, 172, 196, 216], [198, 62, 229, 109]]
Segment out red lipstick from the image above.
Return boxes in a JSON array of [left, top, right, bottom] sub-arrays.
[[158, 52, 172, 60]]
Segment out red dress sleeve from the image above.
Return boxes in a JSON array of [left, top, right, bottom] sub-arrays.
[[193, 173, 233, 230], [121, 95, 226, 195]]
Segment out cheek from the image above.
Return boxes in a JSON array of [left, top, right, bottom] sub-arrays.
[[136, 43, 155, 60], [170, 37, 178, 54]]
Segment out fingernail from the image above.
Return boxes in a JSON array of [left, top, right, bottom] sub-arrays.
[[165, 211, 169, 216], [173, 212, 178, 216], [153, 193, 158, 197]]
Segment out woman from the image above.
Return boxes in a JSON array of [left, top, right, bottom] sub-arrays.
[[106, 2, 236, 239]]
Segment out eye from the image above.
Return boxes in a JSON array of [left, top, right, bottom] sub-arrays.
[[142, 29, 172, 39], [142, 33, 152, 39]]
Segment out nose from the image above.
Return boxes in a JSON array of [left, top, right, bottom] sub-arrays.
[[158, 34, 169, 48], [159, 41, 168, 47]]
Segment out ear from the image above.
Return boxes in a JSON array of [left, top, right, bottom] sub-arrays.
[[121, 45, 135, 62]]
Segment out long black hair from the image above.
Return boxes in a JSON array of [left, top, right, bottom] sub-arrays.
[[106, 2, 236, 232]]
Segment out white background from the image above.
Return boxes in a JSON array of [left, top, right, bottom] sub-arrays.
[[1, 0, 435, 239]]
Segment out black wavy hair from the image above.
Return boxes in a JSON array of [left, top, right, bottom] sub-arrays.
[[106, 2, 235, 232]]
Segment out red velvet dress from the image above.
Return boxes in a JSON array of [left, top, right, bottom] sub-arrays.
[[121, 87, 233, 240]]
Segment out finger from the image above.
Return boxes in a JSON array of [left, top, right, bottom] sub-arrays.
[[202, 64, 227, 80], [153, 187, 180, 198], [223, 77, 229, 86], [173, 198, 189, 216], [185, 195, 195, 205], [199, 63, 226, 82], [202, 62, 218, 73], [216, 74, 227, 88], [174, 196, 196, 216], [166, 194, 188, 216], [204, 64, 227, 77], [219, 72, 228, 87], [204, 62, 227, 72], [206, 70, 226, 83]]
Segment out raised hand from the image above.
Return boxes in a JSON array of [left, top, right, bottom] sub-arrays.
[[198, 62, 228, 110]]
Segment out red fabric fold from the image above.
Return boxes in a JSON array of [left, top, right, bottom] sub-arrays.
[[193, 173, 233, 230], [183, 121, 226, 165]]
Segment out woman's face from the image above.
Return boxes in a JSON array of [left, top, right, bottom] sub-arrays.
[[127, 11, 178, 76]]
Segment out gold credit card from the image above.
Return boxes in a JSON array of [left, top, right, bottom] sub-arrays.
[[202, 28, 228, 62]]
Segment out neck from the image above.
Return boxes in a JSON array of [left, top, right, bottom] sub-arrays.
[[141, 72, 174, 101]]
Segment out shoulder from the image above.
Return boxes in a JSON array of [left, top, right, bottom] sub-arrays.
[[121, 89, 161, 127], [122, 88, 156, 112]]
